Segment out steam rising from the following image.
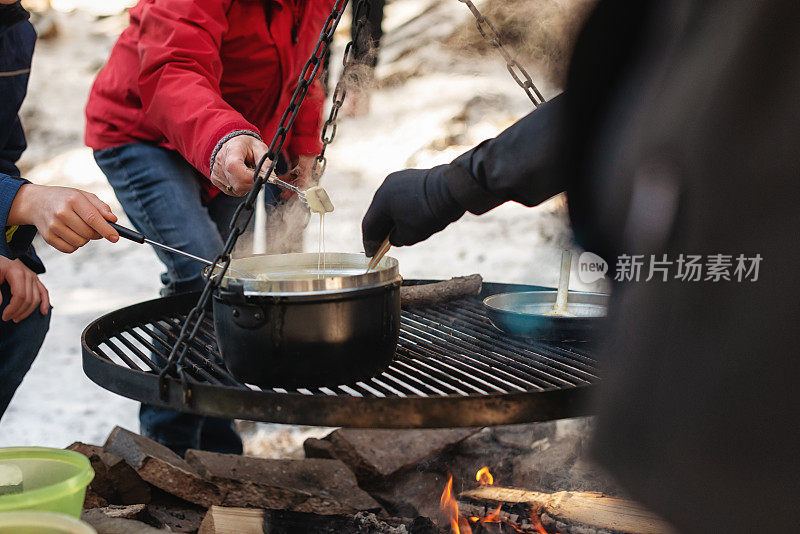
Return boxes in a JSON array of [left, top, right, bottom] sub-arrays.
[[444, 0, 598, 89], [234, 196, 311, 257]]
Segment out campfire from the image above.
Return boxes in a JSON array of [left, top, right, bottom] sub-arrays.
[[440, 467, 554, 534], [60, 423, 677, 533]]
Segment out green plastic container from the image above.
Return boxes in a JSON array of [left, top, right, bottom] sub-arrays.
[[0, 511, 96, 533], [0, 448, 94, 518]]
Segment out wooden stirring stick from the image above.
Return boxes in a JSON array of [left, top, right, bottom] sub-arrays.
[[366, 235, 392, 273], [545, 250, 575, 317]]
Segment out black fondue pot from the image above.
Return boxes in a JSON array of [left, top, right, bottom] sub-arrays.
[[211, 253, 402, 388]]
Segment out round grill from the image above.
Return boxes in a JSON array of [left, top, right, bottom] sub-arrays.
[[81, 281, 599, 428]]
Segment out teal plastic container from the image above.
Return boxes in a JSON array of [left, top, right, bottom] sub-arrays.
[[0, 448, 94, 518]]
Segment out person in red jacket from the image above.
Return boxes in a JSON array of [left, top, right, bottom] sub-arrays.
[[85, 0, 332, 455]]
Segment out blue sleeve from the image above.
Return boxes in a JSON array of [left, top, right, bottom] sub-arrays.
[[0, 174, 42, 273], [0, 8, 43, 273]]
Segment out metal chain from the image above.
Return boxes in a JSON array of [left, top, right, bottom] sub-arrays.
[[161, 0, 538, 403], [159, 0, 352, 403], [456, 0, 545, 106], [312, 0, 372, 180]]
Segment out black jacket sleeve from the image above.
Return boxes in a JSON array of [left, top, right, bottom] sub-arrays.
[[436, 93, 566, 215]]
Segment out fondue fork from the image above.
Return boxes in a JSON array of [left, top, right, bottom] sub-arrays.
[[249, 166, 310, 208], [110, 223, 253, 278]]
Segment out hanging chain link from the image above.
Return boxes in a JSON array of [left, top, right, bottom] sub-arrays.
[[161, 0, 539, 403], [312, 0, 372, 180], [159, 0, 353, 403], [456, 0, 545, 106]]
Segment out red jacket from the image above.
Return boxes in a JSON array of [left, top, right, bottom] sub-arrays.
[[85, 0, 330, 199]]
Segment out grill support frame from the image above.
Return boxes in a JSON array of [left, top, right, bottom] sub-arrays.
[[81, 282, 598, 428]]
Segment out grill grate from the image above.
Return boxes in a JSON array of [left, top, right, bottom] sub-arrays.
[[83, 282, 599, 427]]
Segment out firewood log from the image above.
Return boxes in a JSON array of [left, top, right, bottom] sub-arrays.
[[401, 275, 483, 308], [460, 486, 676, 534], [199, 507, 265, 534]]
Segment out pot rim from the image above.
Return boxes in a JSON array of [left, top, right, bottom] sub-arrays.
[[208, 252, 401, 296]]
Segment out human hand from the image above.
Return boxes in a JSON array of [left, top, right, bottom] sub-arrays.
[[0, 257, 49, 323], [361, 167, 466, 257], [211, 135, 270, 196], [8, 184, 119, 253], [290, 154, 319, 189], [277, 154, 318, 200]]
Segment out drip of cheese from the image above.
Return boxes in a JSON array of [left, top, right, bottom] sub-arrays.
[[304, 186, 334, 214]]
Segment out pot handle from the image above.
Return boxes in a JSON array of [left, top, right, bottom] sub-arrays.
[[216, 282, 267, 329]]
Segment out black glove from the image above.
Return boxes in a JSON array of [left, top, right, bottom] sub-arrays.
[[362, 166, 466, 257]]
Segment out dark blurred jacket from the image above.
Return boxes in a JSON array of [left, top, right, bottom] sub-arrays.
[[571, 2, 800, 532], [0, 2, 42, 273], [436, 0, 799, 531]]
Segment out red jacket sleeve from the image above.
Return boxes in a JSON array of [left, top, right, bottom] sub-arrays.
[[284, 1, 328, 159], [286, 76, 324, 158], [136, 0, 260, 176]]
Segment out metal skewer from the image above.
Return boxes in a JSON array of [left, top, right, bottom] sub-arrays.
[[250, 167, 310, 207], [110, 222, 253, 277]]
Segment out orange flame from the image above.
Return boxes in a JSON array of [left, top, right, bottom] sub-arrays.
[[440, 475, 472, 534], [483, 504, 502, 523], [529, 510, 551, 534], [476, 466, 494, 486], [440, 467, 555, 534]]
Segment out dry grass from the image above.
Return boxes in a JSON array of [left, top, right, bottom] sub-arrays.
[[444, 0, 598, 89]]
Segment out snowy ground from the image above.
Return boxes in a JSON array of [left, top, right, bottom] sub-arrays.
[[0, 0, 603, 453]]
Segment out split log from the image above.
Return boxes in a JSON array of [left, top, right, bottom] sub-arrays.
[[460, 486, 675, 534], [199, 507, 264, 534], [199, 506, 442, 534], [401, 274, 482, 308]]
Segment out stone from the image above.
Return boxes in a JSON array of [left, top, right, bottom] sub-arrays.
[[82, 509, 165, 534], [185, 450, 382, 515], [368, 469, 448, 520], [510, 436, 584, 492], [199, 506, 444, 534], [303, 437, 335, 459], [147, 503, 206, 533], [326, 428, 478, 482], [82, 488, 109, 509], [491, 422, 557, 450], [103, 426, 221, 507], [68, 441, 151, 505], [87, 504, 149, 521]]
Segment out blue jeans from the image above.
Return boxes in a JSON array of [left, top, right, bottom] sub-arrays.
[[0, 283, 51, 420], [94, 142, 285, 455]]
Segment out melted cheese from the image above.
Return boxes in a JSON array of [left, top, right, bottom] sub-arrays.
[[304, 186, 334, 214]]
